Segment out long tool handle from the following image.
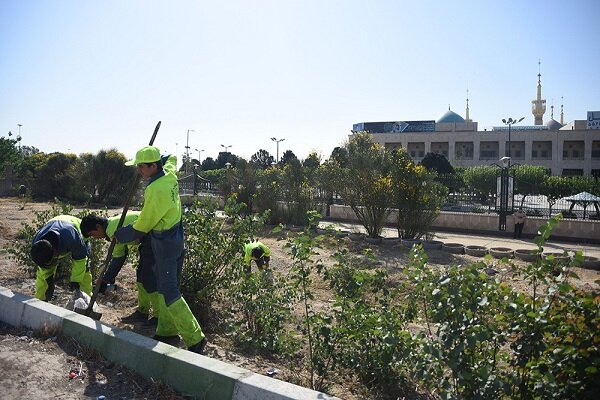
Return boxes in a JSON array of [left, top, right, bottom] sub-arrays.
[[85, 121, 161, 313]]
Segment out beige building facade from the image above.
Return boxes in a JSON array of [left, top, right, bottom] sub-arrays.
[[368, 118, 600, 176], [354, 67, 600, 176]]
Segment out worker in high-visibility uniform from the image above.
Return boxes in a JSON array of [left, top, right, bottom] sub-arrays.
[[114, 146, 206, 354], [30, 215, 93, 301], [243, 241, 272, 284], [243, 241, 271, 272], [80, 212, 160, 326]]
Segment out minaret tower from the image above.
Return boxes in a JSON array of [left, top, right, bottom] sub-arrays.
[[560, 96, 565, 125], [465, 89, 471, 122], [531, 60, 546, 125]]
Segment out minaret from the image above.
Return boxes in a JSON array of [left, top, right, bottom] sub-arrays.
[[531, 60, 546, 125], [560, 96, 565, 125], [465, 89, 471, 122], [551, 101, 554, 120]]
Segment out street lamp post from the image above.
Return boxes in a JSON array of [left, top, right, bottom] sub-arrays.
[[220, 144, 232, 168], [17, 124, 22, 151], [496, 156, 515, 231], [195, 148, 204, 162], [502, 117, 524, 162], [185, 129, 195, 173], [271, 137, 285, 162]]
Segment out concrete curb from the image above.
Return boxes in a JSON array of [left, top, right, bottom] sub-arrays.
[[0, 286, 339, 400]]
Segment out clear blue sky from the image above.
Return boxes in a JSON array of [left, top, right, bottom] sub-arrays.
[[1, 0, 599, 162]]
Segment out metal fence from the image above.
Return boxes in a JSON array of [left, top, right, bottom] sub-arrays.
[[178, 173, 216, 195]]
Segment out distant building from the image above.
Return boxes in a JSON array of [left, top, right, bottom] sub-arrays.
[[351, 67, 600, 177]]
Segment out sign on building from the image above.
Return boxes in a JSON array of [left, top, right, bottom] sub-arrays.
[[587, 111, 600, 129]]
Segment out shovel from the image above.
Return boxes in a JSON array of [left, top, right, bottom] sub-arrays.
[[76, 121, 161, 320]]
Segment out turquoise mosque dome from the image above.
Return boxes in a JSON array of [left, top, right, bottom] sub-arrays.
[[436, 109, 466, 123]]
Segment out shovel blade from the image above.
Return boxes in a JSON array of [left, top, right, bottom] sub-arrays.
[[75, 307, 103, 321]]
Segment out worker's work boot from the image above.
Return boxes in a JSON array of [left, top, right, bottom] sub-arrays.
[[188, 337, 207, 355], [152, 334, 180, 346], [121, 310, 149, 323]]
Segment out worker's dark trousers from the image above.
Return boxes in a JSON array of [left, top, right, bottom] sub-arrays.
[[138, 235, 157, 293], [514, 222, 524, 238]]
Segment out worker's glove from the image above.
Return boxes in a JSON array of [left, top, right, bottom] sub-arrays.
[[69, 281, 80, 291], [114, 225, 145, 243]]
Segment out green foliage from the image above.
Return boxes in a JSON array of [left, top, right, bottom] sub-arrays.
[[279, 149, 298, 165], [226, 271, 299, 355], [29, 152, 79, 200], [77, 149, 136, 205], [390, 148, 447, 239], [462, 165, 497, 199], [284, 210, 325, 389], [254, 167, 282, 224], [180, 197, 265, 318], [250, 149, 275, 169], [219, 159, 259, 216], [397, 215, 600, 399], [513, 165, 550, 208], [321, 250, 408, 387], [278, 159, 322, 226], [336, 132, 392, 237], [420, 152, 455, 174]]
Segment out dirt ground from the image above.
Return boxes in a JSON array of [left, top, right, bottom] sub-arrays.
[[0, 197, 598, 400]]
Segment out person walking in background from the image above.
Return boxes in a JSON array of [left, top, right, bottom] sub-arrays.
[[81, 212, 160, 326], [30, 215, 93, 301], [513, 207, 527, 239], [114, 146, 207, 354]]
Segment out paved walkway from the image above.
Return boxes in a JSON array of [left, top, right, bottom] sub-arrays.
[[320, 220, 600, 259]]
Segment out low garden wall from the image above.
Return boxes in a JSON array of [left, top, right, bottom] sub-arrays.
[[329, 205, 600, 243], [181, 195, 598, 243]]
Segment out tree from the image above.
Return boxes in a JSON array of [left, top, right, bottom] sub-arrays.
[[420, 152, 454, 174], [302, 152, 321, 185], [280, 150, 297, 165], [335, 132, 392, 238], [329, 146, 348, 168], [0, 135, 25, 176], [201, 157, 218, 171], [390, 148, 447, 238], [76, 149, 136, 205], [316, 159, 344, 217], [541, 175, 572, 216], [216, 151, 239, 169], [278, 158, 320, 226], [513, 165, 550, 208], [250, 149, 275, 169], [462, 166, 497, 201], [219, 159, 259, 216], [30, 152, 79, 200]]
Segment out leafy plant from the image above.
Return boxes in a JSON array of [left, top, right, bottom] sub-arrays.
[[180, 196, 265, 322]]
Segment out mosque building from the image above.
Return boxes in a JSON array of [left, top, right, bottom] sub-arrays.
[[352, 64, 600, 177]]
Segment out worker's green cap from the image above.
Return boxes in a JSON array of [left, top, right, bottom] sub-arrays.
[[125, 146, 161, 166]]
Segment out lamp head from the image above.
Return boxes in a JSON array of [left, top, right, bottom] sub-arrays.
[[502, 119, 506, 124], [518, 117, 525, 122], [271, 137, 276, 141], [500, 156, 511, 168]]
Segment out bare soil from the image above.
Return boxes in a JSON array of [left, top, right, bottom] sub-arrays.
[[0, 197, 598, 399]]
